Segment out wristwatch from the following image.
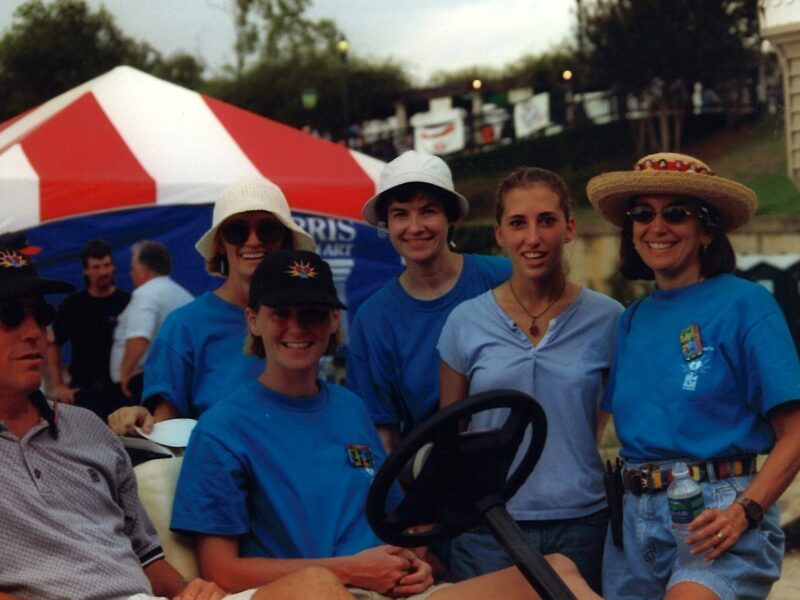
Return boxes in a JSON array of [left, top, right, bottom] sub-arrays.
[[734, 496, 764, 528]]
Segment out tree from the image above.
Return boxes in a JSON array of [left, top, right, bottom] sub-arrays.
[[582, 0, 760, 152], [0, 0, 209, 121], [231, 0, 340, 77]]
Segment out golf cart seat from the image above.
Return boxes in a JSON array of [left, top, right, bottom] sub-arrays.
[[134, 456, 199, 579]]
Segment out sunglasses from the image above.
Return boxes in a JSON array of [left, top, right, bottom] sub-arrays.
[[220, 219, 287, 246], [0, 301, 56, 329], [268, 306, 333, 327], [626, 205, 694, 225]]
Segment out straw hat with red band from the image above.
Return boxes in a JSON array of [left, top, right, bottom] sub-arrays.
[[586, 152, 758, 232]]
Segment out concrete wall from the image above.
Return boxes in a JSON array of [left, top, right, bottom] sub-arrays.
[[568, 216, 800, 295]]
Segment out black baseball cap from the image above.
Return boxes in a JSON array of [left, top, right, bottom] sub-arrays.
[[249, 250, 346, 309], [0, 234, 75, 302]]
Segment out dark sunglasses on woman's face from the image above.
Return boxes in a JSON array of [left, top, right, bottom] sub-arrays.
[[626, 205, 694, 225], [0, 301, 56, 329], [220, 219, 287, 246]]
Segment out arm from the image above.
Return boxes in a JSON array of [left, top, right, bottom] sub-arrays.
[[46, 334, 77, 404], [196, 535, 427, 595], [0, 594, 24, 599], [596, 409, 611, 446], [144, 558, 226, 600], [377, 426, 400, 455], [120, 336, 150, 397], [107, 398, 179, 435], [439, 359, 468, 410], [689, 401, 800, 559]]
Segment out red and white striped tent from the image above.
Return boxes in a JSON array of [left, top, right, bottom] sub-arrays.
[[0, 66, 401, 315]]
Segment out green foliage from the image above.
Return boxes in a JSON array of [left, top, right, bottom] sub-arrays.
[[503, 49, 577, 93], [0, 0, 206, 121], [583, 0, 760, 96], [209, 51, 409, 134], [232, 0, 340, 75], [0, 0, 141, 119]]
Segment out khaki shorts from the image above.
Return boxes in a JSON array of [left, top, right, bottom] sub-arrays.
[[347, 582, 452, 600]]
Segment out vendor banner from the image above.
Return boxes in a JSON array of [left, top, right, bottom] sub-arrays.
[[410, 109, 466, 155], [513, 93, 550, 139]]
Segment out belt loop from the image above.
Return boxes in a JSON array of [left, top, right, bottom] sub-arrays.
[[705, 460, 717, 483]]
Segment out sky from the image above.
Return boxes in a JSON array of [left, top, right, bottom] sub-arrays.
[[0, 0, 576, 83]]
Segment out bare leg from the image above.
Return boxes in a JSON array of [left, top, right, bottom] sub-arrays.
[[249, 566, 356, 600], [430, 555, 601, 600], [664, 581, 719, 600]]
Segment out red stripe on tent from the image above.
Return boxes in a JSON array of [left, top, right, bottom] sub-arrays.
[[205, 96, 372, 221], [22, 93, 155, 222]]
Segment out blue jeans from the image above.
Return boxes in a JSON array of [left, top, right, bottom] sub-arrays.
[[602, 473, 783, 600], [449, 508, 607, 593]]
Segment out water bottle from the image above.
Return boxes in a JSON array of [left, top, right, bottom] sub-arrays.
[[667, 461, 707, 569]]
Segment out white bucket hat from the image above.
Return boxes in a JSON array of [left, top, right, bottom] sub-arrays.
[[195, 177, 316, 267], [362, 150, 469, 226]]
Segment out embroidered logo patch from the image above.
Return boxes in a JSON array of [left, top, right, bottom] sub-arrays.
[[286, 260, 317, 279], [0, 250, 28, 269], [346, 444, 374, 469], [679, 323, 703, 361], [87, 468, 101, 483]]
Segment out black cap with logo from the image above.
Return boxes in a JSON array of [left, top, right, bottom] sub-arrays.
[[249, 250, 346, 310]]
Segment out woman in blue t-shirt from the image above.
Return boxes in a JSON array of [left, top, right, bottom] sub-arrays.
[[107, 177, 314, 435], [587, 152, 800, 600], [438, 167, 623, 591], [347, 151, 510, 454]]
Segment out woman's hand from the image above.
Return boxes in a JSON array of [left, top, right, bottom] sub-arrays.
[[172, 577, 227, 600], [685, 504, 749, 561], [340, 545, 416, 594], [107, 405, 154, 436], [390, 551, 434, 597]]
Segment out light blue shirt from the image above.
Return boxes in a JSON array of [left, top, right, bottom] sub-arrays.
[[438, 287, 623, 520]]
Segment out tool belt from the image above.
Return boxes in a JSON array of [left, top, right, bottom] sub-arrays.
[[622, 455, 758, 496]]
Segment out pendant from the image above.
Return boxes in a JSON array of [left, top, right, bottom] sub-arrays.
[[529, 321, 539, 337]]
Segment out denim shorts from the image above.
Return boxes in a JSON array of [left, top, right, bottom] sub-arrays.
[[602, 472, 784, 600], [449, 508, 608, 593]]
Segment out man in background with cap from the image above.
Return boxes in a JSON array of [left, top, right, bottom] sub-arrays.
[[47, 239, 132, 421], [109, 241, 193, 403], [0, 239, 356, 600]]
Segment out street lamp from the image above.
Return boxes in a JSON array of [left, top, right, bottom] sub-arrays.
[[301, 87, 317, 132], [336, 36, 350, 141], [562, 69, 575, 126]]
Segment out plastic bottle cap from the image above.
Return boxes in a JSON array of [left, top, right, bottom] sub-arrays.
[[672, 461, 688, 477]]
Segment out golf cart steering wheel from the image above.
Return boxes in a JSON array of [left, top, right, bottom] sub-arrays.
[[366, 389, 577, 600], [367, 389, 545, 546]]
